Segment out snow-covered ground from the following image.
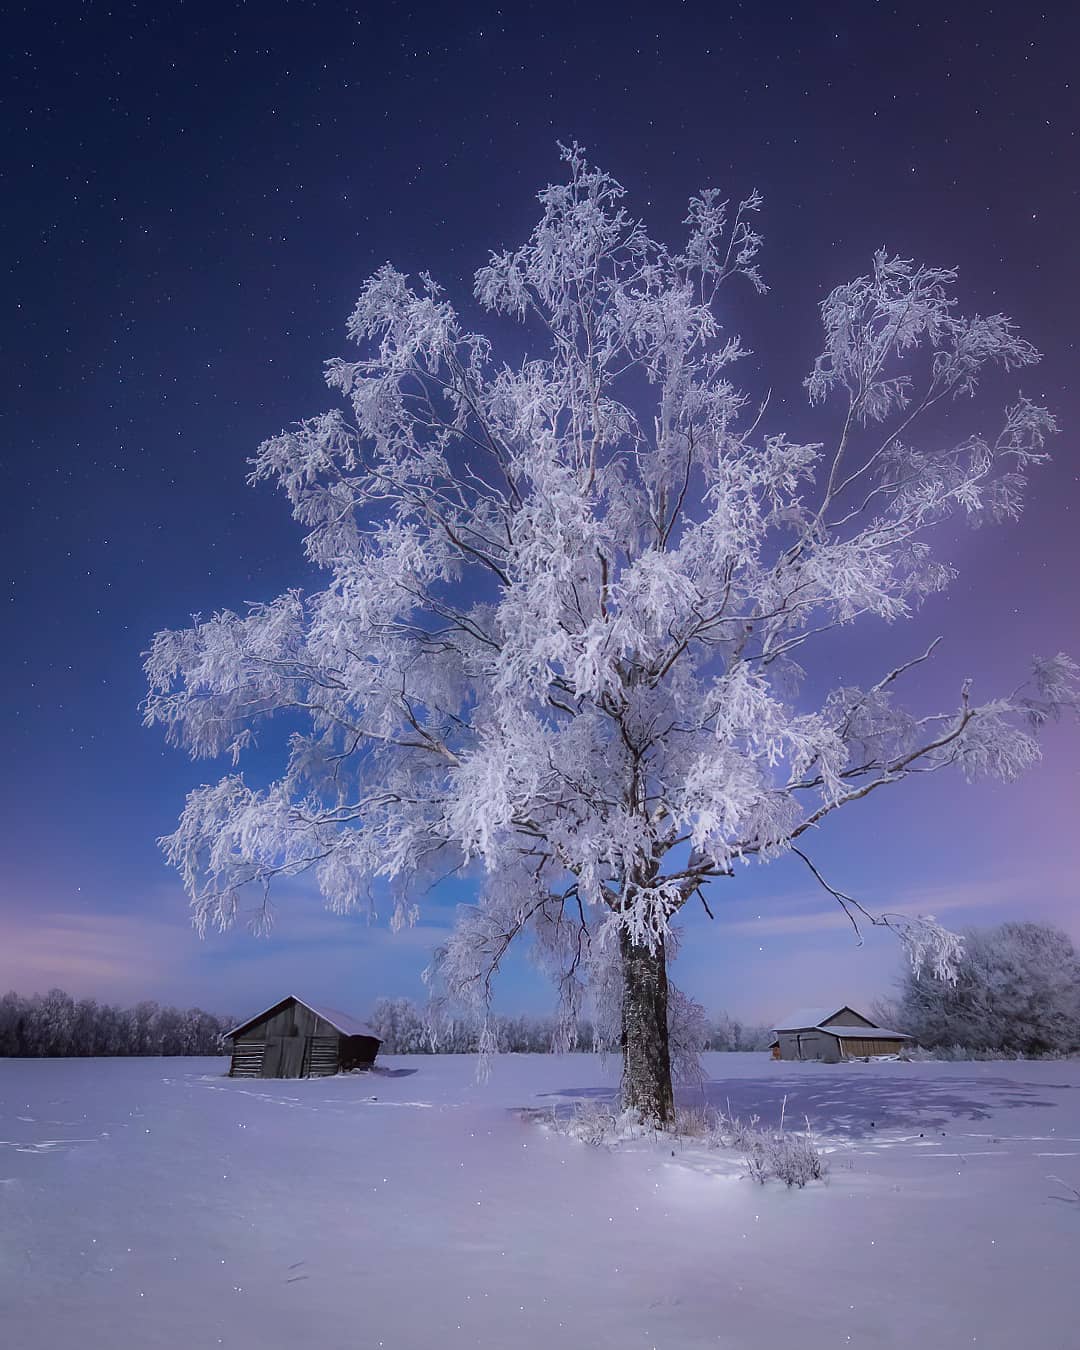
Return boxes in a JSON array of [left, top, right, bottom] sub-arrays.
[[2, 1053, 1078, 1349]]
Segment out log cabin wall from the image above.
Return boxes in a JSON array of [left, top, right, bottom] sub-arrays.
[[229, 998, 345, 1078], [227, 997, 382, 1078]]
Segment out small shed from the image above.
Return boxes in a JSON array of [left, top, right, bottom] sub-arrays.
[[769, 1005, 912, 1062], [226, 995, 382, 1078]]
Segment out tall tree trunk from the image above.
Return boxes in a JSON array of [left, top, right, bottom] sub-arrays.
[[619, 928, 674, 1125]]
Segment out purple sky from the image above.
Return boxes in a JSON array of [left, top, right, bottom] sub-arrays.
[[2, 2, 1077, 1025]]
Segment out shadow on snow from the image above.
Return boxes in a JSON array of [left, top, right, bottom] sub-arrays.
[[539, 1070, 1067, 1137]]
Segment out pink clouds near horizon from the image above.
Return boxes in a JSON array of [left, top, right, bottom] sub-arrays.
[[2, 862, 1074, 1028]]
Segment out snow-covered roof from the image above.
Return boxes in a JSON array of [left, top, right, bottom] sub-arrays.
[[772, 1006, 863, 1032], [226, 995, 381, 1042], [770, 1005, 911, 1040], [822, 1024, 911, 1041], [299, 999, 381, 1040]]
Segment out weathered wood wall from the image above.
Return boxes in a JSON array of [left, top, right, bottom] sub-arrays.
[[339, 1035, 380, 1071], [839, 1037, 906, 1058], [230, 998, 346, 1078], [776, 1030, 841, 1062], [228, 998, 381, 1078], [233, 1000, 342, 1042]]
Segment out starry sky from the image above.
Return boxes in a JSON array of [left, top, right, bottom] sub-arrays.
[[3, 1, 1077, 1025]]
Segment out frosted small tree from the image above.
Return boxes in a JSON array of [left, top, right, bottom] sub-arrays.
[[897, 921, 1080, 1054], [145, 145, 1076, 1124], [370, 996, 432, 1054]]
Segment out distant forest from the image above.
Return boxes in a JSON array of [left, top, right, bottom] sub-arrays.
[[0, 989, 232, 1058], [368, 997, 772, 1055], [0, 989, 772, 1058]]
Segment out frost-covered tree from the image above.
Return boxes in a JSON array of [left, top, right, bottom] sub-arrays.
[[707, 1011, 773, 1052], [144, 145, 1076, 1124], [896, 921, 1080, 1054], [368, 997, 601, 1054], [369, 996, 433, 1054]]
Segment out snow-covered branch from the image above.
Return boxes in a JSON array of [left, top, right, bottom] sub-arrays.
[[145, 145, 1072, 1072]]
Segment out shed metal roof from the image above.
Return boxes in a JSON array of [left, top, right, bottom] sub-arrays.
[[770, 1004, 911, 1041], [300, 1000, 381, 1040], [226, 995, 381, 1042], [820, 1024, 911, 1041], [771, 1006, 866, 1032]]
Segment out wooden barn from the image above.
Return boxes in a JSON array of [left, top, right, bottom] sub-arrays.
[[226, 996, 382, 1079], [769, 1005, 912, 1062]]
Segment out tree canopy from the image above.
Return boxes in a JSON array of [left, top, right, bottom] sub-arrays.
[[145, 145, 1076, 1119]]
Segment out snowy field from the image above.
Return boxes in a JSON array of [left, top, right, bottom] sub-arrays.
[[2, 1054, 1079, 1349]]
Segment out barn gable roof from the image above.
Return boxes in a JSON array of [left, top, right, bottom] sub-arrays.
[[226, 995, 381, 1042], [771, 1006, 912, 1041], [772, 1006, 869, 1032], [299, 1000, 381, 1040]]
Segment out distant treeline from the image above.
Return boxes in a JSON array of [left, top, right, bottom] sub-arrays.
[[0, 989, 233, 1058], [368, 997, 772, 1055], [0, 988, 773, 1059]]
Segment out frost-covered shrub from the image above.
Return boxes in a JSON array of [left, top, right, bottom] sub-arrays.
[[562, 1100, 627, 1146], [675, 1103, 828, 1185], [724, 1115, 773, 1155], [744, 1127, 828, 1188], [700, 1107, 769, 1153], [685, 1103, 828, 1185], [673, 1104, 717, 1137], [548, 1098, 828, 1184], [901, 1043, 1070, 1062]]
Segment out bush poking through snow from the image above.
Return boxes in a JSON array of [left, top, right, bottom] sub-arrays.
[[673, 1103, 766, 1152], [552, 1098, 829, 1186], [743, 1123, 829, 1188], [561, 1100, 626, 1146], [900, 1044, 1080, 1062], [682, 1103, 829, 1186]]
